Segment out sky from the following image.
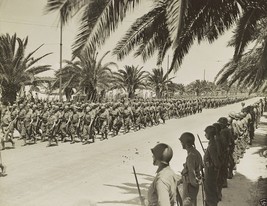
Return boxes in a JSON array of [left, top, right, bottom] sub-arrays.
[[0, 0, 236, 85]]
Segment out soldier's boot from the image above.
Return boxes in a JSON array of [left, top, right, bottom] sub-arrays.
[[47, 138, 52, 147], [32, 136, 37, 144], [8, 138, 15, 148], [222, 178, 228, 188], [55, 138, 58, 146], [0, 164, 7, 176], [91, 134, 95, 143], [70, 135, 75, 144], [1, 139, 5, 150], [104, 132, 108, 140], [23, 136, 28, 146], [228, 169, 234, 179]]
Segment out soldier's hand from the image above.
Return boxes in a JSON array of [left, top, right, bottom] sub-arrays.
[[177, 178, 183, 185]]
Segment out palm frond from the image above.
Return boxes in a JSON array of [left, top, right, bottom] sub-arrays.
[[26, 65, 51, 75], [228, 9, 260, 59], [72, 0, 140, 56], [44, 0, 87, 25], [113, 5, 165, 60], [166, 0, 188, 48]]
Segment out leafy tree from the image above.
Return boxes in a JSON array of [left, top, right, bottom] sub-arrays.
[[112, 65, 147, 98], [0, 33, 51, 104]]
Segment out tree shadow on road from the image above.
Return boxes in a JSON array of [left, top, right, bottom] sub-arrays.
[[251, 120, 267, 157], [98, 173, 154, 205], [221, 172, 263, 206]]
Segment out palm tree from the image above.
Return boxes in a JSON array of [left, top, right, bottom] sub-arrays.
[[216, 16, 267, 91], [112, 65, 147, 98], [185, 80, 215, 96], [55, 50, 116, 102], [147, 67, 174, 98], [168, 82, 185, 96], [45, 0, 267, 73], [0, 33, 51, 105]]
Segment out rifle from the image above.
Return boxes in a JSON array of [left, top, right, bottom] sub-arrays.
[[197, 134, 206, 154], [176, 186, 183, 206], [132, 166, 145, 206], [197, 134, 206, 206]]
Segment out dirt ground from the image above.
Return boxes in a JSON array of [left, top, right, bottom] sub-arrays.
[[0, 97, 266, 206]]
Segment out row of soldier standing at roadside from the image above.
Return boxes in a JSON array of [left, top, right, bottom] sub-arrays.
[[0, 96, 248, 149], [146, 98, 266, 206]]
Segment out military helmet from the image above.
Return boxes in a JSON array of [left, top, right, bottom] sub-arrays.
[[85, 106, 91, 112], [217, 117, 228, 126], [212, 122, 222, 133], [228, 111, 237, 119], [179, 132, 195, 146], [204, 125, 217, 136], [151, 143, 173, 165]]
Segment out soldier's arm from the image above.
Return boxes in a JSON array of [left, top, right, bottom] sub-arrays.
[[208, 145, 221, 169], [186, 155, 198, 187]]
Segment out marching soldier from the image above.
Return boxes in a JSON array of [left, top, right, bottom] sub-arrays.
[[46, 106, 60, 147]]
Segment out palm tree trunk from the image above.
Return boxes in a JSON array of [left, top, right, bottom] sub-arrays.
[[2, 85, 17, 105]]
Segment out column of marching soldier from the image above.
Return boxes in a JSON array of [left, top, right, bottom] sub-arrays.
[[0, 96, 248, 148]]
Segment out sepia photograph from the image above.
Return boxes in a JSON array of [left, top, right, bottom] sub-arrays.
[[0, 0, 267, 206]]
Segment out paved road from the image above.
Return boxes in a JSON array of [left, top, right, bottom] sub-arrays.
[[0, 97, 261, 206]]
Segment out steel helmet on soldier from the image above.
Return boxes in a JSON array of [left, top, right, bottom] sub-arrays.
[[217, 117, 228, 126], [151, 143, 173, 165], [179, 132, 195, 146]]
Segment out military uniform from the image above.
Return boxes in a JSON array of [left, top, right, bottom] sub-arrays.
[[147, 165, 178, 206], [181, 146, 203, 206], [204, 137, 220, 206]]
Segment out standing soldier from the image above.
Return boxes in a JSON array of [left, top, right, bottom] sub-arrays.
[[179, 132, 203, 206], [218, 117, 234, 181], [147, 143, 178, 206], [203, 125, 220, 206]]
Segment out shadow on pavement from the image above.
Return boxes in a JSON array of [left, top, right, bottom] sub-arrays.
[[221, 172, 261, 206], [98, 173, 154, 205]]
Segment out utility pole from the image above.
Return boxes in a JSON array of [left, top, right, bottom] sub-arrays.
[[59, 19, 63, 101], [204, 69, 206, 81], [166, 55, 169, 99]]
